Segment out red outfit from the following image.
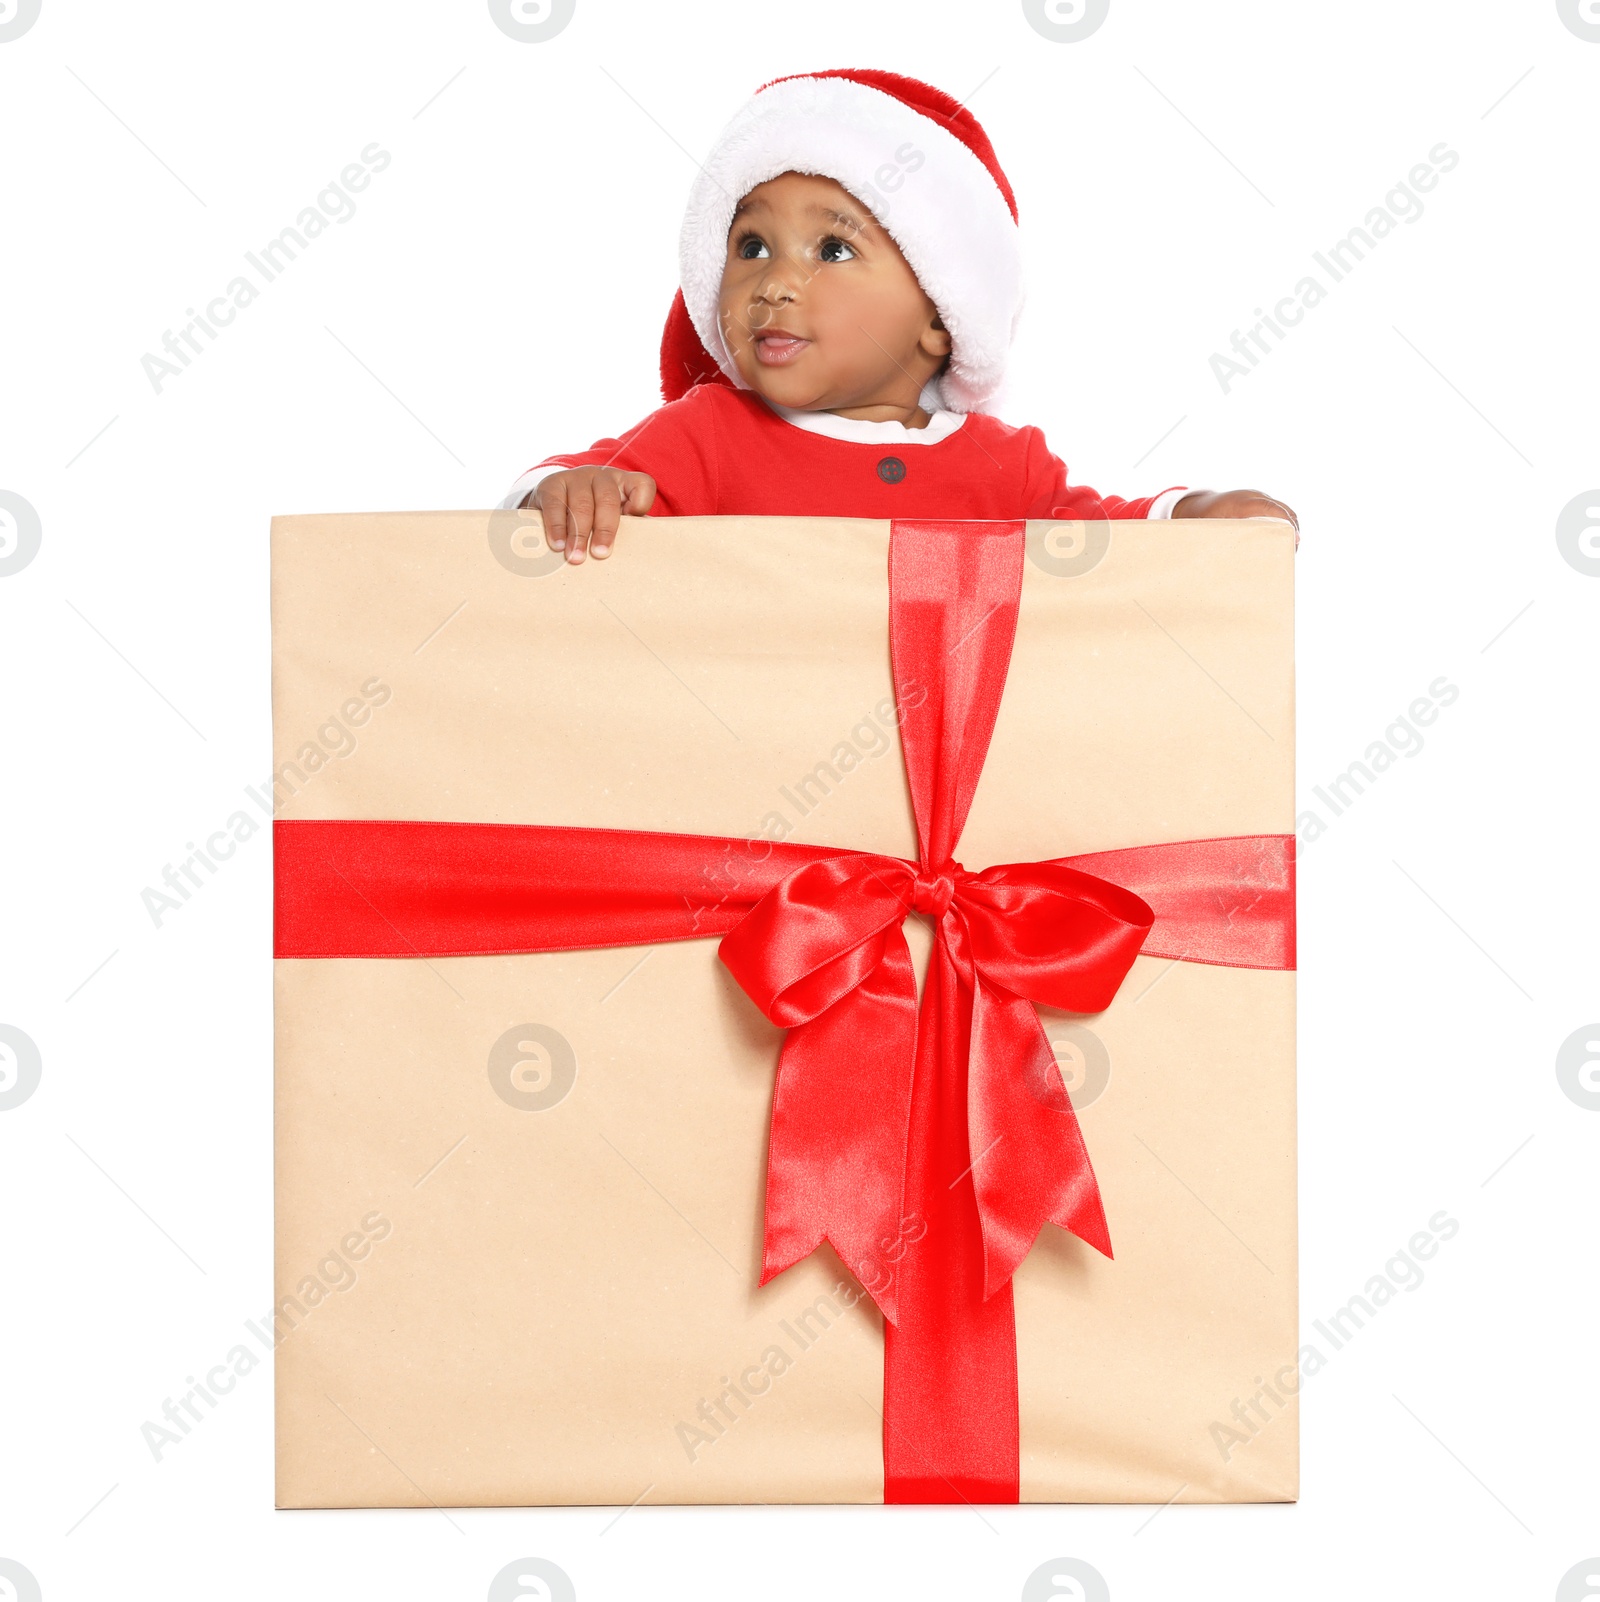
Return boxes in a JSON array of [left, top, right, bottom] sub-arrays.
[[517, 384, 1179, 521]]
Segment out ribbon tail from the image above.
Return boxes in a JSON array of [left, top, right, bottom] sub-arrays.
[[758, 928, 918, 1326], [968, 986, 1112, 1303]]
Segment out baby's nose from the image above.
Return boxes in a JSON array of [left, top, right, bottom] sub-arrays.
[[756, 270, 800, 301]]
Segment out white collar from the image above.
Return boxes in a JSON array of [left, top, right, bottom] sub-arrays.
[[756, 393, 968, 446]]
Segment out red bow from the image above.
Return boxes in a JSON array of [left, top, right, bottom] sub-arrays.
[[720, 849, 1155, 1323]]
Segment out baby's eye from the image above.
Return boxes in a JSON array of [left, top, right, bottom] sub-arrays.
[[734, 232, 769, 260], [818, 236, 856, 263]]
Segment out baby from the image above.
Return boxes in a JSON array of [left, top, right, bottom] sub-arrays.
[[500, 67, 1297, 563]]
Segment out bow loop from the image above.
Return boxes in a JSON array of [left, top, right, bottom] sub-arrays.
[[956, 861, 1156, 1013], [718, 853, 915, 1028]]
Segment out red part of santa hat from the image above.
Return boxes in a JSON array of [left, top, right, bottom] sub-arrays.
[[660, 68, 1025, 414]]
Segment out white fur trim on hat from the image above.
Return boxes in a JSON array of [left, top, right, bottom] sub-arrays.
[[678, 75, 1025, 415]]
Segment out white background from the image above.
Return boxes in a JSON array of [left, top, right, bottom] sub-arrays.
[[2, 1, 1597, 1599]]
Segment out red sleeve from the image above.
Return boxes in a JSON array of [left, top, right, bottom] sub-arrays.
[[517, 385, 721, 516], [1021, 427, 1181, 520]]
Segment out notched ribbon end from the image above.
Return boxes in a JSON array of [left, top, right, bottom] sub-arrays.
[[977, 1216, 1116, 1304], [761, 1231, 901, 1327], [1056, 1181, 1114, 1264]]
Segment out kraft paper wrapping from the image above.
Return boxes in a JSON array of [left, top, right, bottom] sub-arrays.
[[271, 511, 1297, 1508]]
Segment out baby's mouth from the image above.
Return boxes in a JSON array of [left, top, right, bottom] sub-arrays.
[[754, 333, 811, 366]]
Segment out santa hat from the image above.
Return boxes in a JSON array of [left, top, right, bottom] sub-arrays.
[[660, 67, 1024, 415]]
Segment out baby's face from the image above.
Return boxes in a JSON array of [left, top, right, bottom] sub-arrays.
[[716, 171, 950, 412]]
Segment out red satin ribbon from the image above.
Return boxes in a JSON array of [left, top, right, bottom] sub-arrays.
[[274, 518, 1294, 1504]]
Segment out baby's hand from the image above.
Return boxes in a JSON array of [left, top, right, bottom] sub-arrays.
[[1174, 488, 1299, 548], [519, 466, 657, 563]]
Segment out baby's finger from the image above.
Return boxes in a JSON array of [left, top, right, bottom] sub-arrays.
[[1274, 500, 1302, 549], [622, 472, 657, 515], [1242, 494, 1295, 527], [563, 480, 596, 563], [537, 480, 571, 553], [588, 470, 625, 560]]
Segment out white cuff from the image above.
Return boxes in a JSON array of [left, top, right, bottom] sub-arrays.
[[498, 463, 562, 510], [1146, 486, 1197, 521]]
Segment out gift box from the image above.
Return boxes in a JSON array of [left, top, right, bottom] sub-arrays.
[[271, 510, 1296, 1507]]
